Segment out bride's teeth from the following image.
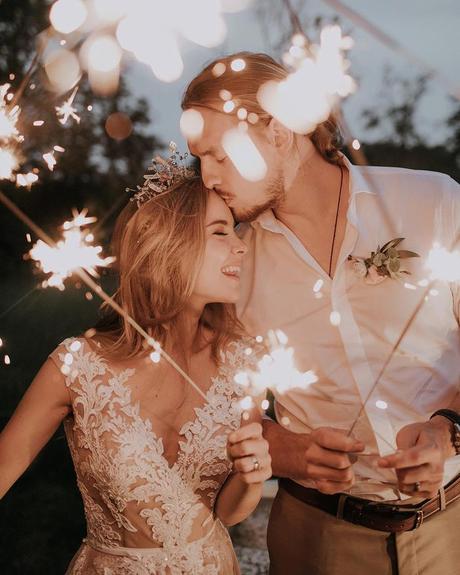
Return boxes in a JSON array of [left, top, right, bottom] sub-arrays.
[[221, 266, 240, 276]]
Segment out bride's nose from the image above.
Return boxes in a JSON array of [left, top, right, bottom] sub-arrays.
[[232, 238, 248, 256]]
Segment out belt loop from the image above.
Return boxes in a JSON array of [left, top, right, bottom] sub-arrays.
[[438, 486, 447, 511], [336, 494, 348, 520]]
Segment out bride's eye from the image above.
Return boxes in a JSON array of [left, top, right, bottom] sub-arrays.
[[214, 230, 228, 236], [216, 156, 227, 164]]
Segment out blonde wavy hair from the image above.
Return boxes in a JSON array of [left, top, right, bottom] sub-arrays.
[[95, 175, 245, 362], [182, 51, 343, 165]]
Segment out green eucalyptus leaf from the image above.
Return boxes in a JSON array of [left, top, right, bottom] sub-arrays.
[[397, 250, 420, 259], [381, 237, 405, 252]]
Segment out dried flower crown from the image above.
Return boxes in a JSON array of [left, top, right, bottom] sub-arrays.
[[127, 142, 195, 208]]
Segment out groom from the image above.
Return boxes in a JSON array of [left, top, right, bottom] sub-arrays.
[[183, 52, 460, 575]]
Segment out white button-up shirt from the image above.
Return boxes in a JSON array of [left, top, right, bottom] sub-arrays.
[[237, 159, 460, 501]]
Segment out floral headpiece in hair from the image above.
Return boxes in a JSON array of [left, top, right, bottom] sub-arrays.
[[128, 142, 195, 208]]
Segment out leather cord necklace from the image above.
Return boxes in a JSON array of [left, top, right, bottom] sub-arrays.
[[328, 164, 344, 278]]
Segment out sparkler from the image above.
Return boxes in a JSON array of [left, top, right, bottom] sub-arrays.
[[427, 244, 460, 283], [0, 84, 21, 140], [235, 330, 318, 415], [55, 86, 81, 125], [0, 149, 19, 180], [258, 25, 355, 135], [29, 209, 114, 290]]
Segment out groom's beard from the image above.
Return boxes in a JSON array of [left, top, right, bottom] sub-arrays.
[[231, 173, 285, 223]]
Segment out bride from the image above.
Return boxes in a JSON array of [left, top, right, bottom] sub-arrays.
[[0, 158, 272, 574]]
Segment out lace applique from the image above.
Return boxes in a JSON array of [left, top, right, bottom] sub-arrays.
[[54, 337, 253, 573]]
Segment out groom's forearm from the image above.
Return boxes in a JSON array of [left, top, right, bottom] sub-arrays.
[[262, 419, 310, 479]]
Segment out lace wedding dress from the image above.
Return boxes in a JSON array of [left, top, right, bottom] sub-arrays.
[[50, 337, 250, 574]]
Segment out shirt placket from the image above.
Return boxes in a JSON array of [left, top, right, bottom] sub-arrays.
[[332, 194, 397, 456]]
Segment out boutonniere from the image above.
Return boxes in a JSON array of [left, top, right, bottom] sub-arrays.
[[348, 238, 420, 285]]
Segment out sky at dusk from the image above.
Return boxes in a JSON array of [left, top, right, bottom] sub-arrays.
[[125, 0, 460, 151]]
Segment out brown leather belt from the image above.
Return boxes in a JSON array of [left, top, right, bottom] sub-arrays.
[[279, 475, 460, 533]]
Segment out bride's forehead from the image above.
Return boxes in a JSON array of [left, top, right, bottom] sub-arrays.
[[205, 191, 232, 220]]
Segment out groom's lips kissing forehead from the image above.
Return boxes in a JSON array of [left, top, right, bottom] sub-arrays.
[[215, 188, 234, 201]]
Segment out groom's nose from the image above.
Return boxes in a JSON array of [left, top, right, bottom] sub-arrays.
[[201, 163, 221, 191]]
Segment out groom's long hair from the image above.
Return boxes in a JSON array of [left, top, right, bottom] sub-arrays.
[[95, 176, 244, 363], [182, 51, 343, 166]]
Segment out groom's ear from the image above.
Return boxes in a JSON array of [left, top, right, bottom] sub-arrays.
[[266, 117, 294, 152]]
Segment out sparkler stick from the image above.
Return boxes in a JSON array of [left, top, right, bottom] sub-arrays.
[[10, 52, 41, 109], [0, 189, 207, 401], [281, 0, 305, 37], [347, 231, 460, 439], [0, 285, 40, 322]]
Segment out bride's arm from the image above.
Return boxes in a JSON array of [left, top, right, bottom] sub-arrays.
[[215, 417, 272, 527], [0, 358, 71, 499]]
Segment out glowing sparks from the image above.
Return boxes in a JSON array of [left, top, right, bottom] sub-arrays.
[[43, 151, 57, 171], [258, 25, 355, 135], [240, 395, 254, 411], [223, 100, 235, 113], [222, 127, 267, 182], [0, 149, 19, 180], [427, 244, 460, 282], [4, 354, 11, 365], [180, 109, 204, 142], [87, 35, 122, 73], [261, 399, 270, 410], [231, 58, 246, 72], [0, 86, 22, 180], [234, 329, 318, 396], [63, 208, 97, 228], [313, 279, 324, 293], [50, 0, 88, 35], [29, 209, 115, 290], [329, 311, 341, 326], [212, 62, 226, 77], [16, 172, 39, 190], [56, 86, 80, 125], [44, 48, 82, 93], [70, 340, 82, 352], [41, 0, 250, 88]]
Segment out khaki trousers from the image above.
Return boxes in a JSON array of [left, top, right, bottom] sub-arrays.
[[267, 486, 460, 575]]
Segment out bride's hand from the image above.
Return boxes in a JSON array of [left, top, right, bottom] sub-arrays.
[[227, 422, 272, 484]]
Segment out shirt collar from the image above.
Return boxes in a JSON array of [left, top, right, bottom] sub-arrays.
[[251, 155, 376, 232]]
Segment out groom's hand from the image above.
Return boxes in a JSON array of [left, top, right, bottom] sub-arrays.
[[377, 417, 454, 498], [262, 420, 364, 494], [303, 427, 365, 494]]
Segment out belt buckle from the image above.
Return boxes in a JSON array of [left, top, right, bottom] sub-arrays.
[[412, 509, 424, 530]]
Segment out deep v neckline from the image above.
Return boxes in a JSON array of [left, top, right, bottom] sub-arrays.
[[86, 340, 229, 473]]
